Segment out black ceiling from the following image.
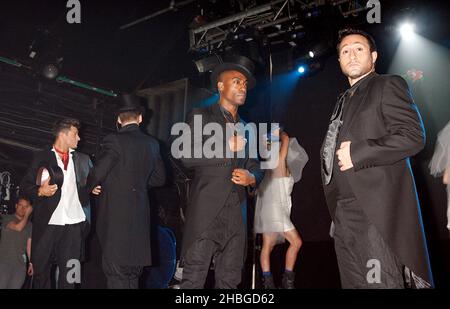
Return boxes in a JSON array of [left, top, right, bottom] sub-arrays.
[[1, 0, 448, 94]]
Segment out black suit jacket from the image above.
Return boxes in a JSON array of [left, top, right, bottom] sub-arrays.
[[174, 103, 264, 259], [87, 124, 166, 266], [20, 149, 92, 259], [321, 73, 433, 285]]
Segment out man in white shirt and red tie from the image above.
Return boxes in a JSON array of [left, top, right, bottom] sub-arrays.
[[20, 118, 92, 289]]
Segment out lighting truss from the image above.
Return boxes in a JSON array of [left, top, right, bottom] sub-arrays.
[[189, 0, 367, 53], [189, 0, 299, 52]]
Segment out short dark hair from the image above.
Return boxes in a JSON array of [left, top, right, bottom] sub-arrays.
[[336, 28, 377, 54], [118, 111, 141, 123], [52, 118, 80, 137], [16, 195, 32, 205]]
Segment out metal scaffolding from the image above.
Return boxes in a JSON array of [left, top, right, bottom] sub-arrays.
[[189, 0, 295, 52], [188, 0, 364, 52]]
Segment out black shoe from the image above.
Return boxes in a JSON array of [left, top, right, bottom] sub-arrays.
[[282, 272, 295, 289], [262, 274, 276, 289]]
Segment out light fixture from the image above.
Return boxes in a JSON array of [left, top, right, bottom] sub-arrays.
[[194, 54, 222, 73], [399, 22, 415, 40], [42, 63, 59, 79]]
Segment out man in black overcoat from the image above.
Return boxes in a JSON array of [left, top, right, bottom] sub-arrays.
[[87, 94, 166, 289], [321, 28, 433, 288]]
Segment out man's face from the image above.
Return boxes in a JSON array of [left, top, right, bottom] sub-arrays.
[[218, 70, 248, 106], [338, 34, 377, 80], [61, 126, 80, 149], [15, 199, 32, 217]]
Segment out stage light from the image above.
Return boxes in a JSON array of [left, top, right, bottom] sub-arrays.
[[399, 22, 415, 39], [194, 54, 222, 73], [42, 63, 59, 79], [40, 56, 63, 80], [294, 61, 323, 77], [300, 41, 330, 61]]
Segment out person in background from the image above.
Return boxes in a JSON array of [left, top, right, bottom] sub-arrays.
[[20, 118, 92, 289], [429, 120, 450, 235], [87, 94, 166, 289], [0, 196, 33, 289], [255, 127, 308, 289]]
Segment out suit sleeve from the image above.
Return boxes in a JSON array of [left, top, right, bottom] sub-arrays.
[[148, 142, 166, 187], [87, 134, 120, 192], [171, 109, 229, 168], [350, 75, 425, 171]]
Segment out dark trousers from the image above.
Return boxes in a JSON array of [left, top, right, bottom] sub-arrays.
[[181, 192, 246, 289], [32, 222, 85, 289], [102, 256, 143, 289], [333, 197, 405, 289]]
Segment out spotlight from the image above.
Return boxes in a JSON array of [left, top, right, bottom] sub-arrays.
[[194, 54, 222, 73], [399, 22, 415, 39], [42, 63, 59, 79], [297, 65, 306, 74], [40, 56, 63, 80], [28, 29, 64, 80], [297, 41, 330, 62], [294, 61, 323, 77]]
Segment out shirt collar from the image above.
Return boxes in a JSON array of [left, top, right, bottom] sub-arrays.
[[119, 123, 139, 132], [52, 147, 75, 155], [219, 104, 240, 123], [348, 71, 377, 96]]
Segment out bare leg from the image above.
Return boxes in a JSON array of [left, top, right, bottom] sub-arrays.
[[284, 229, 302, 271], [260, 233, 277, 272]]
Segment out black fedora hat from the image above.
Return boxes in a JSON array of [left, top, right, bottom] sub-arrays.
[[116, 94, 145, 115], [210, 55, 256, 90]]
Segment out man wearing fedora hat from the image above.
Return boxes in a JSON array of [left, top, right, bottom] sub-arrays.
[[20, 118, 92, 288], [175, 55, 264, 288], [87, 94, 166, 289]]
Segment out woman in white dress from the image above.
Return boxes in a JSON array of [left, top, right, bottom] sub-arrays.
[[429, 120, 450, 234], [254, 129, 303, 289]]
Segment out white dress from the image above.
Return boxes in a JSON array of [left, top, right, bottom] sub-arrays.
[[254, 169, 295, 243]]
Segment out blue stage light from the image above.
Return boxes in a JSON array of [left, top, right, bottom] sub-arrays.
[[297, 65, 306, 74]]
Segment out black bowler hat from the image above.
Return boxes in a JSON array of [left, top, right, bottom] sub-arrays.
[[210, 55, 256, 89], [116, 94, 145, 115], [36, 162, 64, 188]]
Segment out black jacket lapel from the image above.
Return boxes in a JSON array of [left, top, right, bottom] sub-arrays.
[[340, 73, 376, 137]]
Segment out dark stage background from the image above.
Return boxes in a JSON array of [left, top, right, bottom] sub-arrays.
[[0, 0, 449, 288]]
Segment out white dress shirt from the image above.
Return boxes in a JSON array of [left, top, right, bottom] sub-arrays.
[[48, 148, 86, 225]]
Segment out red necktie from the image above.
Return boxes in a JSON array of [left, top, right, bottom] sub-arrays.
[[54, 148, 69, 170]]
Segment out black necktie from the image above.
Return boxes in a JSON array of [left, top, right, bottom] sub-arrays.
[[322, 90, 350, 185]]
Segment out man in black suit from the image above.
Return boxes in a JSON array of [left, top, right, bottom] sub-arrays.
[[87, 94, 166, 289], [172, 56, 264, 288], [321, 28, 433, 288], [20, 118, 92, 289]]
